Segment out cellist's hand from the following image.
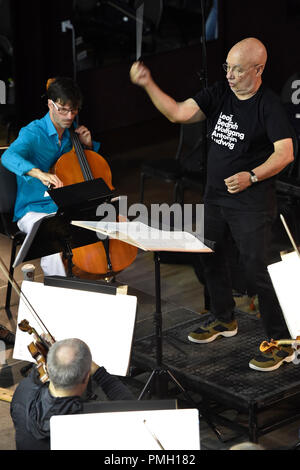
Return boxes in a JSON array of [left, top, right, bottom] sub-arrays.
[[75, 125, 93, 150], [27, 168, 64, 188]]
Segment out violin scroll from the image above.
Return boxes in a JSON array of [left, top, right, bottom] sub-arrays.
[[259, 339, 278, 352], [260, 336, 300, 353], [18, 319, 55, 383], [18, 319, 35, 335]]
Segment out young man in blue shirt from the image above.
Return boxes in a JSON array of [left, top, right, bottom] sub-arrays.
[[2, 77, 100, 276]]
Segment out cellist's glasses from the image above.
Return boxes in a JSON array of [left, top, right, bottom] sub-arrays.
[[51, 100, 79, 116]]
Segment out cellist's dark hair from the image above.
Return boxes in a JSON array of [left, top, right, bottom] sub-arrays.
[[46, 77, 83, 109]]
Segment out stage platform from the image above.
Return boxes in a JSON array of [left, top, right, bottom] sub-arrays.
[[131, 307, 300, 443]]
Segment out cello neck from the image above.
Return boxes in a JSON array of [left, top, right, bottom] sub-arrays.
[[69, 126, 93, 181]]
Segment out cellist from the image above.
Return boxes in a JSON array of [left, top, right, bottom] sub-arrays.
[[1, 77, 100, 276]]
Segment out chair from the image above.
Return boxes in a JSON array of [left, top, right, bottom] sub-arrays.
[[139, 121, 206, 203], [275, 123, 299, 192], [177, 168, 206, 206], [0, 147, 26, 319]]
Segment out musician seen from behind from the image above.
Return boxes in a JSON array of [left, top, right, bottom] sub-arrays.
[[1, 77, 99, 277], [10, 338, 135, 450], [130, 37, 294, 372]]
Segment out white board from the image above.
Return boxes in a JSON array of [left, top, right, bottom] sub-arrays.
[[50, 408, 200, 450], [268, 251, 300, 339], [13, 281, 137, 376]]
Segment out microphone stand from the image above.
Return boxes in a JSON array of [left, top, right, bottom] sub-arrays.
[[199, 0, 208, 186]]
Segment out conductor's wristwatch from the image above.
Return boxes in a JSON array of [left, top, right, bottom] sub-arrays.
[[249, 170, 258, 184]]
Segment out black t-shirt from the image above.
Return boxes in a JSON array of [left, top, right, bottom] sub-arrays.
[[193, 81, 293, 210]]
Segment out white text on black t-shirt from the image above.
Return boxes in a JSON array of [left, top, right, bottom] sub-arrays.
[[211, 112, 245, 150]]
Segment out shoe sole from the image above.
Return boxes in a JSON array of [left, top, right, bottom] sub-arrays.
[[188, 328, 238, 344], [249, 351, 296, 372]]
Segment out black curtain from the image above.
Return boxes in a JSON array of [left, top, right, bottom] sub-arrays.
[[11, 0, 74, 126]]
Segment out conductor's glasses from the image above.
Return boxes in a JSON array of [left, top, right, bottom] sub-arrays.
[[222, 63, 259, 77]]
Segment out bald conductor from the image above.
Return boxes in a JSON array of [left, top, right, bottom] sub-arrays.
[[130, 38, 295, 372]]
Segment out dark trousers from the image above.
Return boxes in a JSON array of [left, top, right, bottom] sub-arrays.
[[201, 203, 290, 340]]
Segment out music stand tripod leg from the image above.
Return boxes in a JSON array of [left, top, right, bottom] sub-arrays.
[[138, 252, 166, 399], [63, 241, 75, 277], [138, 252, 223, 441], [138, 252, 197, 398]]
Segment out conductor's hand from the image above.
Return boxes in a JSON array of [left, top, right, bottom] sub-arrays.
[[224, 171, 252, 194], [130, 61, 152, 88]]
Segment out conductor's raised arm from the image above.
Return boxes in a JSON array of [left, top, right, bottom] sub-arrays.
[[130, 61, 206, 124]]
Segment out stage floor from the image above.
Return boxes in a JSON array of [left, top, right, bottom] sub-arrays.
[[1, 121, 300, 450], [116, 251, 300, 449], [132, 307, 300, 443]]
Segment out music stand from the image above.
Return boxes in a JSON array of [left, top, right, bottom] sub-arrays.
[[137, 250, 223, 440], [13, 178, 114, 276]]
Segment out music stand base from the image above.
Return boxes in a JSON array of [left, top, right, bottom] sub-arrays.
[[141, 252, 223, 441], [138, 365, 223, 441]]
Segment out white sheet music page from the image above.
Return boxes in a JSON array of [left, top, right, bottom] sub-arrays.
[[268, 251, 300, 338], [71, 220, 212, 253], [13, 281, 137, 376], [50, 408, 200, 450]]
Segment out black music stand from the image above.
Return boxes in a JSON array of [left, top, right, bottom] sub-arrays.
[[138, 248, 222, 440], [13, 178, 114, 275], [138, 252, 186, 399]]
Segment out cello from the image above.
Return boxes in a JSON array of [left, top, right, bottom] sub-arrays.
[[54, 126, 137, 275]]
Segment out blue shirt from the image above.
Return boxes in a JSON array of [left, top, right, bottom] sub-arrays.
[[1, 112, 100, 221]]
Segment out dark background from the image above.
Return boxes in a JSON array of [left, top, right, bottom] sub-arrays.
[[0, 0, 299, 145]]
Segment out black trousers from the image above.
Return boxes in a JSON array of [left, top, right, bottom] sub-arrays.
[[201, 203, 290, 340]]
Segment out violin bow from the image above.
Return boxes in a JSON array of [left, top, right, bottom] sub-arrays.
[[280, 213, 300, 258], [0, 255, 55, 343]]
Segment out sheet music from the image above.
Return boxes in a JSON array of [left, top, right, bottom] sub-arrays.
[[71, 220, 212, 253]]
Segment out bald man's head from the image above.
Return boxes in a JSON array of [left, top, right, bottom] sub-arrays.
[[228, 38, 267, 69], [225, 38, 267, 99]]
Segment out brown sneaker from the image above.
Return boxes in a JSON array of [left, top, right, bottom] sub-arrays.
[[188, 317, 238, 343], [249, 344, 295, 372]]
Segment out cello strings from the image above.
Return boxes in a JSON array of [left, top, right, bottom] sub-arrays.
[[70, 127, 88, 178], [70, 128, 85, 177], [70, 127, 93, 180]]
